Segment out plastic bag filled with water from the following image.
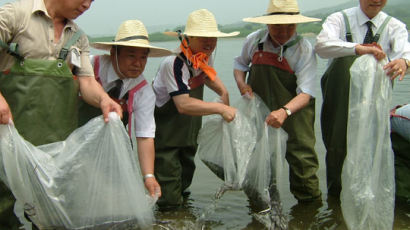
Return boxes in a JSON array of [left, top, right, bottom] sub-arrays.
[[341, 54, 395, 230], [0, 113, 154, 229], [197, 95, 288, 229]]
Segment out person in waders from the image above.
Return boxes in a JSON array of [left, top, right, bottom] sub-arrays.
[[234, 0, 322, 204], [315, 0, 410, 200], [81, 19, 173, 198], [390, 104, 410, 202], [152, 9, 238, 209], [0, 0, 122, 228]]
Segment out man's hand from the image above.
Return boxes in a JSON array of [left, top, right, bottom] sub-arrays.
[[221, 106, 237, 122], [239, 84, 253, 98], [384, 58, 407, 81], [144, 177, 161, 198], [266, 108, 288, 128], [355, 43, 386, 61], [0, 94, 12, 124], [99, 95, 123, 123]]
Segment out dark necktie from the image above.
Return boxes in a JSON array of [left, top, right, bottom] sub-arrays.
[[363, 21, 374, 44], [107, 79, 123, 98]]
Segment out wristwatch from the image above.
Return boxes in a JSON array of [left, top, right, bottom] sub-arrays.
[[282, 106, 292, 116], [143, 174, 155, 181]]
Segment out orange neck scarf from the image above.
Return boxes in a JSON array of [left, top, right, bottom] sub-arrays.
[[180, 39, 216, 81]]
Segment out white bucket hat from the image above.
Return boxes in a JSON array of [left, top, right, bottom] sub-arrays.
[[243, 0, 321, 24], [164, 9, 239, 38], [92, 20, 173, 57]]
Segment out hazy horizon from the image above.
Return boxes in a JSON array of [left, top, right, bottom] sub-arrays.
[[0, 0, 404, 36], [77, 0, 355, 35]]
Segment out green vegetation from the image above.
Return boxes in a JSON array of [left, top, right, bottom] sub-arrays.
[[90, 2, 410, 43]]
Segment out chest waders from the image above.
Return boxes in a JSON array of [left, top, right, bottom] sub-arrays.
[[247, 34, 320, 201], [0, 31, 83, 228], [321, 12, 391, 196], [154, 54, 204, 208], [391, 132, 410, 201]]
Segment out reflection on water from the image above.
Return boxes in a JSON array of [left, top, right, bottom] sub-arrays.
[[95, 38, 409, 229]]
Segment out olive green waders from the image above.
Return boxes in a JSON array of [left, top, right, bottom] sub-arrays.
[[154, 56, 205, 208], [321, 12, 391, 197], [248, 37, 320, 201], [391, 133, 410, 201], [0, 31, 82, 228]]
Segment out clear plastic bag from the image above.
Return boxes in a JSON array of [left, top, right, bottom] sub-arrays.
[[341, 55, 395, 230], [197, 95, 288, 228], [0, 113, 154, 229]]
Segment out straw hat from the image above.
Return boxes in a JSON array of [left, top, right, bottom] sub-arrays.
[[92, 20, 172, 57], [164, 9, 239, 38], [243, 0, 321, 24]]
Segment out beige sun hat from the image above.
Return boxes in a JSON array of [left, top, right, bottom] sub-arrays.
[[91, 20, 173, 57], [243, 0, 321, 24], [164, 9, 239, 38]]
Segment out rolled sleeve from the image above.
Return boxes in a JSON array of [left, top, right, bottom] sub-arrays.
[[233, 31, 261, 72], [293, 39, 318, 97], [74, 34, 94, 77]]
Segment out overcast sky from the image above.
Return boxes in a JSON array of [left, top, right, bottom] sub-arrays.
[[1, 0, 360, 35]]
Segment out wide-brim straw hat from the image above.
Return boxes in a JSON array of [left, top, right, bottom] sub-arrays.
[[243, 0, 321, 24], [164, 9, 239, 38], [92, 20, 173, 57]]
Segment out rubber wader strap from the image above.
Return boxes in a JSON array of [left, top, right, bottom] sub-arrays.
[[373, 16, 392, 43], [58, 29, 84, 60], [342, 11, 353, 42], [255, 29, 302, 53], [0, 40, 23, 60]]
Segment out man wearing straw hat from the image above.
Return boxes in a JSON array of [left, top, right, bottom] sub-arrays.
[[233, 0, 322, 202], [315, 0, 410, 198], [80, 20, 173, 198], [152, 9, 238, 208], [0, 0, 122, 228]]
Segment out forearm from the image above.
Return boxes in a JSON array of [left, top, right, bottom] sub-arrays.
[[283, 93, 311, 114], [137, 137, 155, 175], [78, 76, 109, 107], [173, 94, 228, 116], [233, 69, 247, 88], [205, 76, 230, 105]]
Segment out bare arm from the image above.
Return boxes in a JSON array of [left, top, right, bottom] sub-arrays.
[[233, 69, 253, 96], [137, 137, 161, 198], [172, 94, 236, 122], [265, 93, 311, 128], [0, 92, 12, 124], [78, 76, 122, 122], [204, 75, 230, 105]]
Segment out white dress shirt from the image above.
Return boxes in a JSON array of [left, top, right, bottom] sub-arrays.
[[315, 6, 410, 62], [91, 55, 156, 138], [234, 29, 318, 97]]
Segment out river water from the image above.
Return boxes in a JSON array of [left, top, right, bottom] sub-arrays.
[[94, 37, 409, 229]]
